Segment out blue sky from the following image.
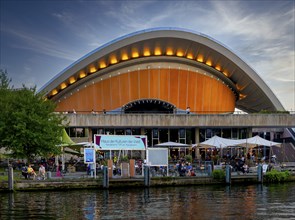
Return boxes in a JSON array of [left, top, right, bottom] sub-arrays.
[[1, 0, 294, 110]]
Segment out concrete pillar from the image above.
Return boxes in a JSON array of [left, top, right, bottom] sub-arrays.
[[88, 128, 93, 142], [195, 128, 200, 160], [195, 128, 200, 144]]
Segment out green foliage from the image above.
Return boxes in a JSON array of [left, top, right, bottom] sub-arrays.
[[258, 110, 290, 114], [212, 169, 225, 180], [0, 69, 12, 89], [264, 170, 291, 183], [120, 155, 129, 162], [185, 155, 192, 163], [0, 70, 65, 162]]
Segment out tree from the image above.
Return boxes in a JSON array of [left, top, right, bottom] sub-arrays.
[[0, 69, 12, 89], [0, 70, 65, 162]]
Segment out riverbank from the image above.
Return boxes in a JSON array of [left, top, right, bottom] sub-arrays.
[[1, 172, 295, 192]]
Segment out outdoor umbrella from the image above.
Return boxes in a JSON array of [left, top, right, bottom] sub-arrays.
[[196, 135, 244, 148], [237, 135, 281, 148], [154, 141, 190, 147]]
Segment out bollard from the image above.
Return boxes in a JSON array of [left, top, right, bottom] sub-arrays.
[[207, 164, 212, 176], [225, 165, 231, 185], [47, 171, 52, 179], [8, 166, 14, 191], [103, 166, 109, 189], [144, 165, 150, 187], [257, 164, 263, 183]]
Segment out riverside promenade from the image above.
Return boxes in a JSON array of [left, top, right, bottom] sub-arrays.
[[1, 169, 295, 192]]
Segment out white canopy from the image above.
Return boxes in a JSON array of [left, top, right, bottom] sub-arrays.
[[196, 135, 244, 148], [154, 141, 190, 148], [195, 135, 282, 149], [238, 135, 282, 148]]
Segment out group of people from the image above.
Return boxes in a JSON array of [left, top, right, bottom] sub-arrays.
[[21, 164, 46, 180], [176, 161, 195, 176], [228, 155, 249, 174]]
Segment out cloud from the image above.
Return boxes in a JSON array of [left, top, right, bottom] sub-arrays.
[[1, 0, 294, 109], [3, 27, 81, 61]]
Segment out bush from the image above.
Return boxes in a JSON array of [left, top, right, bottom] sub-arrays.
[[120, 156, 129, 162], [264, 170, 291, 183], [185, 155, 192, 163], [212, 169, 225, 180]]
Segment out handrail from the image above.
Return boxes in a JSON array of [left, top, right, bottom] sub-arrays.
[[55, 110, 295, 115]]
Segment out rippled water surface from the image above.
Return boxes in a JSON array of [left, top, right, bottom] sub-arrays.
[[1, 183, 295, 219]]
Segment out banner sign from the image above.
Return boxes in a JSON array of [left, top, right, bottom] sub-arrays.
[[94, 135, 147, 150], [84, 148, 95, 163]]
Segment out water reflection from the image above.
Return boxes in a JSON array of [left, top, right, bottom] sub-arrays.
[[0, 183, 295, 219]]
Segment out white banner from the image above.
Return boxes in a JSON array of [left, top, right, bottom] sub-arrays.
[[94, 135, 147, 150]]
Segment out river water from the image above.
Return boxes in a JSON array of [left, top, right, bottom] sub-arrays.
[[1, 183, 295, 220]]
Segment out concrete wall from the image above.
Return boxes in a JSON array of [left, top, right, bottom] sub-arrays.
[[63, 113, 295, 128]]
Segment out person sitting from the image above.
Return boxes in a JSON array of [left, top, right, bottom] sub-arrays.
[[177, 161, 185, 176], [242, 163, 249, 174], [27, 164, 37, 180], [21, 165, 28, 179], [186, 163, 193, 176]]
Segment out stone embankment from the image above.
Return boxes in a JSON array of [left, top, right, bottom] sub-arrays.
[[1, 174, 295, 192]]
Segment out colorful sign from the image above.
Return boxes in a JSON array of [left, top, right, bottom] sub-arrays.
[[94, 135, 147, 150], [84, 148, 95, 163]]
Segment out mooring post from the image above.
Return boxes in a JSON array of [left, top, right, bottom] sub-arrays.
[[144, 165, 150, 187], [207, 164, 212, 176], [8, 166, 14, 191], [225, 165, 231, 185], [103, 166, 109, 189], [257, 164, 263, 183]]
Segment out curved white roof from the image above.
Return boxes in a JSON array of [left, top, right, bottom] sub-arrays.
[[40, 27, 285, 113]]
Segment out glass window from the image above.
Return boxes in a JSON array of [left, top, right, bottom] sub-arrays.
[[169, 129, 178, 142], [115, 129, 124, 135], [105, 128, 114, 135], [186, 129, 193, 144], [179, 128, 186, 138], [179, 139, 185, 144], [152, 129, 159, 138], [144, 129, 152, 147], [199, 129, 205, 142], [232, 128, 238, 139], [98, 128, 104, 134], [239, 128, 247, 139], [131, 128, 141, 135], [125, 129, 132, 135], [222, 128, 231, 138], [213, 129, 221, 137], [65, 127, 71, 136], [69, 127, 76, 137], [76, 128, 85, 137], [206, 129, 212, 139], [159, 129, 168, 143]]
